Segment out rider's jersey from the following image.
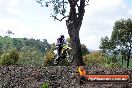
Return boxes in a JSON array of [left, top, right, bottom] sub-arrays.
[[56, 37, 66, 46]]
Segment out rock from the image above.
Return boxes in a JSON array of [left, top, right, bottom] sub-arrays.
[[0, 66, 132, 88]]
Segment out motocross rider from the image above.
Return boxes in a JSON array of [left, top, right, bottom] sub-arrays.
[[56, 34, 66, 58]]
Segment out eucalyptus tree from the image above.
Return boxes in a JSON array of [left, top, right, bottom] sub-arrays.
[[36, 0, 89, 65], [100, 18, 132, 68], [111, 18, 132, 68]]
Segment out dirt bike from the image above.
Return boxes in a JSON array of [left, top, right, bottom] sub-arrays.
[[53, 44, 73, 65]]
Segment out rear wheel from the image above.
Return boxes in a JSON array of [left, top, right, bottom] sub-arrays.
[[53, 56, 60, 65]]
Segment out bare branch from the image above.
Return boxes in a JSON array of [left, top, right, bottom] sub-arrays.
[[63, 0, 65, 9], [85, 3, 89, 6], [52, 15, 69, 21], [61, 0, 66, 16], [68, 0, 79, 6], [75, 0, 80, 4], [68, 0, 72, 4], [85, 0, 89, 6], [76, 3, 79, 8], [86, 0, 89, 3]]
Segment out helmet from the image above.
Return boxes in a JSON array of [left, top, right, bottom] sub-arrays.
[[60, 34, 64, 38]]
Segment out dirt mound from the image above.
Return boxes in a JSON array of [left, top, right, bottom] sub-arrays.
[[0, 66, 132, 88]]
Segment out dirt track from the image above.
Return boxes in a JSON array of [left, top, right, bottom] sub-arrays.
[[0, 66, 132, 88]]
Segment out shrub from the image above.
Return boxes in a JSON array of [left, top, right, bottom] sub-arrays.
[[83, 51, 121, 68], [44, 50, 70, 66], [105, 62, 121, 68], [44, 50, 55, 66], [18, 47, 43, 66], [0, 48, 19, 66], [44, 43, 72, 66], [83, 52, 107, 67]]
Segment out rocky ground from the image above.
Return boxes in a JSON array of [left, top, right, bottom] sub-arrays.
[[0, 65, 132, 88]]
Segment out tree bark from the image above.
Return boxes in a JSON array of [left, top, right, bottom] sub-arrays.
[[70, 27, 84, 66], [66, 0, 86, 66]]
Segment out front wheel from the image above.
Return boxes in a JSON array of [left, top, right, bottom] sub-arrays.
[[66, 52, 73, 63], [53, 56, 60, 65]]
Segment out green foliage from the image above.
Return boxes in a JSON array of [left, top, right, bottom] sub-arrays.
[[83, 51, 121, 68], [44, 43, 55, 66], [44, 50, 55, 66], [24, 38, 50, 54], [81, 44, 89, 56], [99, 36, 116, 53], [44, 49, 70, 66], [42, 82, 49, 88], [0, 37, 50, 53], [36, 0, 68, 20], [67, 38, 89, 56], [112, 18, 132, 67], [0, 48, 19, 66], [0, 37, 51, 66], [13, 38, 23, 50], [44, 43, 70, 66], [0, 53, 10, 65], [100, 18, 132, 68], [0, 43, 3, 55], [0, 37, 21, 51], [83, 52, 106, 67], [112, 18, 132, 51], [18, 46, 44, 66]]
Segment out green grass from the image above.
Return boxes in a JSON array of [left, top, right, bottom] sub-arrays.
[[42, 82, 49, 88]]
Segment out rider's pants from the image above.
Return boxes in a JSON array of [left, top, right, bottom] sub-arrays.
[[57, 44, 63, 57]]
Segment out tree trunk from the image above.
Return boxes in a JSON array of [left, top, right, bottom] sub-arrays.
[[66, 0, 86, 66], [127, 50, 131, 68], [66, 19, 84, 66], [121, 56, 123, 68], [70, 27, 84, 66], [127, 55, 130, 68]]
